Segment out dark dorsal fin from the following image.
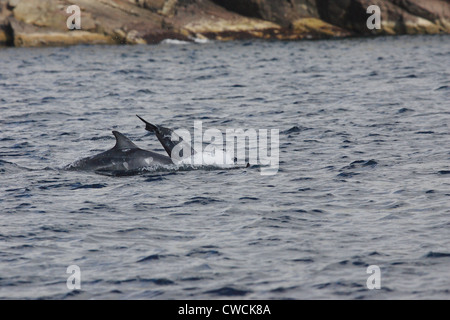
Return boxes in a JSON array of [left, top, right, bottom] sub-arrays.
[[112, 131, 139, 150], [136, 115, 195, 158]]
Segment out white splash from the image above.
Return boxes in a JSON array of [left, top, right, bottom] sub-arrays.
[[161, 39, 191, 45], [144, 157, 153, 165], [174, 149, 235, 169]]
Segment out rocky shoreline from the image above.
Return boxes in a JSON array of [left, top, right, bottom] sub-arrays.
[[0, 0, 449, 47]]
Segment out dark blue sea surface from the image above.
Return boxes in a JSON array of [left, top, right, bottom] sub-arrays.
[[0, 35, 449, 299]]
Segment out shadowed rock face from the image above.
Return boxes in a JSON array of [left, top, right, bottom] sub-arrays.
[[316, 0, 450, 35], [0, 0, 449, 47]]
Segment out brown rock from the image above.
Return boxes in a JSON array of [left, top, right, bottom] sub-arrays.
[[211, 0, 321, 27], [12, 0, 67, 30], [0, 0, 449, 47], [9, 17, 114, 47], [208, 0, 349, 39], [170, 0, 280, 39], [390, 0, 450, 33], [291, 17, 350, 37], [69, 0, 186, 44]]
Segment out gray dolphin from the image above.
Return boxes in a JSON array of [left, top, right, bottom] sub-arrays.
[[136, 115, 195, 160], [66, 130, 173, 174], [137, 115, 244, 166]]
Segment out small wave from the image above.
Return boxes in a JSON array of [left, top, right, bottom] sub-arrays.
[[282, 126, 311, 134], [90, 135, 113, 141], [397, 108, 414, 113], [116, 227, 149, 234], [424, 251, 450, 258], [0, 160, 33, 173], [143, 278, 175, 285], [108, 277, 174, 286], [112, 69, 144, 75], [395, 74, 417, 79], [144, 175, 166, 182], [137, 254, 177, 262], [41, 96, 56, 103], [336, 160, 378, 179], [40, 225, 70, 233], [340, 159, 378, 171], [70, 182, 107, 190], [135, 89, 155, 95], [195, 75, 214, 81], [204, 286, 251, 297], [183, 196, 222, 206], [186, 246, 221, 257], [137, 254, 162, 262], [239, 196, 259, 200], [336, 172, 360, 178]]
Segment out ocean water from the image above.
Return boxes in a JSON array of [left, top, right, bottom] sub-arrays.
[[0, 35, 449, 299]]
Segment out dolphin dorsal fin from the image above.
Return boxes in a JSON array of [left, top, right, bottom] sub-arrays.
[[112, 131, 139, 150]]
